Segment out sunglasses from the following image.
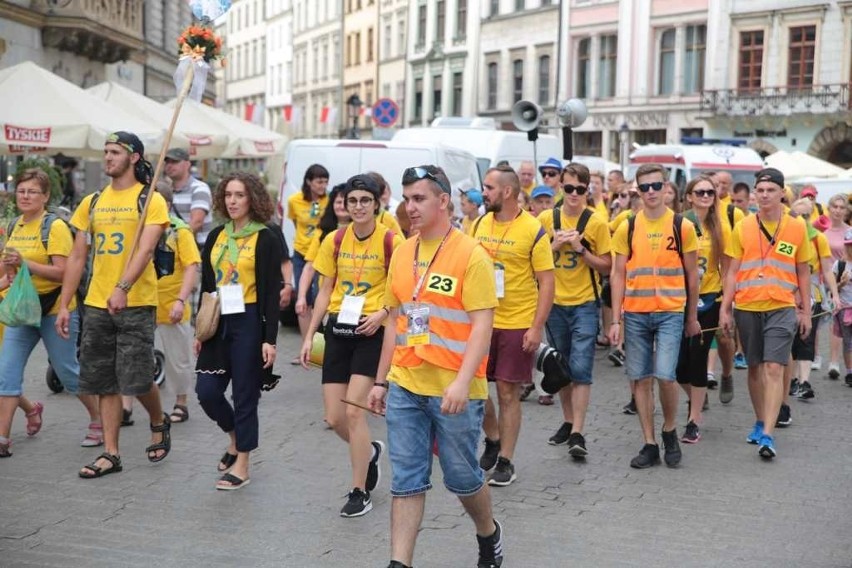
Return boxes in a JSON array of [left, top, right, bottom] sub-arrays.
[[692, 189, 716, 198], [618, 192, 629, 199], [346, 196, 375, 207], [562, 184, 588, 195], [402, 167, 451, 194], [637, 181, 664, 193], [541, 170, 560, 178]]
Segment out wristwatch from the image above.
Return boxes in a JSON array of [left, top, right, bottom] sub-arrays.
[[116, 280, 132, 292]]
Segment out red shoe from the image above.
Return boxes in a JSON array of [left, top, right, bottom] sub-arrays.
[[25, 402, 44, 437]]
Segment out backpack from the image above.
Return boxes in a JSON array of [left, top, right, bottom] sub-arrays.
[[6, 212, 63, 260], [552, 207, 601, 304], [727, 203, 736, 229], [87, 185, 174, 279]]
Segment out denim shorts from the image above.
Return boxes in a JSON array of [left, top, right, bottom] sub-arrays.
[[546, 301, 599, 385], [0, 311, 81, 396], [623, 311, 684, 381], [386, 382, 485, 497], [291, 251, 318, 306]]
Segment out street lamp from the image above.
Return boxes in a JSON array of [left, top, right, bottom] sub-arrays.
[[619, 122, 630, 173], [346, 93, 363, 139]]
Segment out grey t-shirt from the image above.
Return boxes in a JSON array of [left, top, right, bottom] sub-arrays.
[[172, 176, 213, 246]]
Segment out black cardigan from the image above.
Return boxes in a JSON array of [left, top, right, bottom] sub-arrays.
[[200, 224, 283, 345]]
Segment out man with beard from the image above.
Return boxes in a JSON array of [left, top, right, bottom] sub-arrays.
[[473, 165, 554, 486], [56, 132, 172, 478]]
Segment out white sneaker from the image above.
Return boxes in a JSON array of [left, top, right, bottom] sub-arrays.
[[811, 355, 822, 371]]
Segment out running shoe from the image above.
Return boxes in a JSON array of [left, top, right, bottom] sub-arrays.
[[758, 435, 777, 459], [567, 432, 588, 458], [622, 397, 637, 415], [746, 421, 764, 444], [476, 519, 504, 568], [799, 381, 815, 400], [733, 352, 747, 369], [629, 443, 660, 469], [828, 362, 841, 380], [706, 372, 718, 389], [548, 422, 572, 446], [719, 375, 734, 404], [608, 348, 625, 367], [366, 440, 384, 492], [789, 378, 801, 398], [681, 421, 701, 444], [811, 355, 822, 371], [776, 403, 792, 427], [479, 438, 501, 472], [661, 429, 682, 467], [340, 488, 372, 517], [487, 457, 517, 487], [846, 372, 852, 387], [519, 383, 535, 401]]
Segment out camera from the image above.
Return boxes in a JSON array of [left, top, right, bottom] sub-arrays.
[[533, 343, 571, 395]]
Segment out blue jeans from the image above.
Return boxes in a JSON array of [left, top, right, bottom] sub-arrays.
[[0, 311, 80, 396], [623, 311, 683, 381], [386, 383, 485, 497], [291, 251, 318, 305], [546, 301, 599, 384]]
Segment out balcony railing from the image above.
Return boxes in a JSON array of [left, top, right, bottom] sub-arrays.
[[39, 0, 144, 63], [700, 84, 851, 117]]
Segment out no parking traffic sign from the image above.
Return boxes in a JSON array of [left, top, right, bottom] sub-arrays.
[[372, 98, 399, 128]]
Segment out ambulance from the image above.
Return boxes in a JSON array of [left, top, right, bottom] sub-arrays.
[[628, 142, 764, 191]]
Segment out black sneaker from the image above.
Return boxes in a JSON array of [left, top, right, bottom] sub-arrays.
[[365, 440, 384, 492], [776, 403, 792, 427], [340, 488, 372, 518], [608, 348, 625, 367], [789, 378, 801, 397], [629, 443, 660, 469], [799, 381, 815, 400], [548, 422, 572, 446], [681, 421, 701, 444], [661, 429, 682, 467], [387, 562, 411, 568], [846, 372, 852, 387], [479, 438, 501, 472], [487, 457, 517, 487], [121, 408, 134, 427], [622, 397, 637, 415], [476, 519, 504, 568], [706, 373, 718, 390], [567, 432, 588, 458]]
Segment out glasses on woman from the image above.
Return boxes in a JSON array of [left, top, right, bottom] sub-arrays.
[[618, 193, 629, 199], [562, 184, 588, 195], [692, 189, 716, 198], [346, 196, 375, 207], [541, 170, 560, 178]]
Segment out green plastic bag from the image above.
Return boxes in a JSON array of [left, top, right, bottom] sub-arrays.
[[0, 264, 42, 327]]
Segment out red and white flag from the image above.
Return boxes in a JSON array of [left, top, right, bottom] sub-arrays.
[[244, 102, 256, 122], [245, 102, 265, 125], [319, 106, 338, 125], [282, 104, 293, 122]]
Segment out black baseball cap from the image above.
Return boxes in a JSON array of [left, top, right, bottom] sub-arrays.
[[344, 174, 382, 200], [754, 167, 784, 188], [105, 131, 144, 156]]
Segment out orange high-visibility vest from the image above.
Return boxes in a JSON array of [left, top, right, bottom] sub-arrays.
[[734, 214, 803, 306], [624, 212, 687, 313], [391, 230, 488, 378]]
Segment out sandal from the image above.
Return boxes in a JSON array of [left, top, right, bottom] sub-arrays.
[[80, 422, 104, 447], [218, 451, 238, 472], [0, 435, 12, 458], [216, 472, 250, 491], [121, 408, 134, 427], [25, 402, 44, 436], [145, 413, 171, 463], [169, 404, 189, 423], [79, 452, 122, 478]]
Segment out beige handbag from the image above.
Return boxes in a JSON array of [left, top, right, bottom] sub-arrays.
[[195, 292, 220, 342]]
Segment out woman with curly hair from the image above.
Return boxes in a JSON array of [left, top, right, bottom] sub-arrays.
[[195, 172, 283, 490]]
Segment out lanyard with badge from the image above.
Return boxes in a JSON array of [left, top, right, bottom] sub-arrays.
[[481, 211, 521, 298], [219, 238, 251, 315], [407, 227, 454, 346], [337, 230, 375, 325]]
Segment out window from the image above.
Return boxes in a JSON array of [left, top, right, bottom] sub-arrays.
[[252, 40, 258, 75], [537, 55, 550, 105], [312, 43, 318, 80], [490, 0, 499, 17], [384, 23, 392, 58], [345, 34, 351, 67], [738, 30, 763, 92], [577, 38, 591, 98], [355, 31, 361, 65], [635, 129, 666, 145], [433, 74, 443, 118], [574, 131, 602, 157], [456, 0, 467, 37], [658, 28, 675, 95], [683, 24, 706, 93], [598, 35, 617, 98], [322, 43, 328, 79], [452, 71, 463, 116], [414, 78, 424, 121], [417, 4, 427, 46], [788, 25, 816, 89], [512, 59, 524, 103], [367, 27, 374, 62], [515, 0, 525, 10], [436, 0, 445, 42], [333, 36, 340, 76], [398, 17, 405, 56], [487, 62, 498, 109]]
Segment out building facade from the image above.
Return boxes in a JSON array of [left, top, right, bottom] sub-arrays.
[[701, 0, 852, 167], [222, 0, 268, 127], [376, 0, 408, 138], [291, 0, 343, 138], [266, 0, 293, 133], [144, 2, 198, 101], [404, 0, 479, 127], [342, 0, 378, 138]]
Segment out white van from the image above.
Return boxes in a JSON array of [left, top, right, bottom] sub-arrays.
[[628, 144, 764, 190], [392, 117, 562, 176], [276, 138, 481, 245]]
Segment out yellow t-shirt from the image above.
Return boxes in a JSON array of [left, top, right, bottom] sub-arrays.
[[809, 231, 831, 302], [156, 224, 201, 324], [686, 213, 732, 295], [471, 210, 554, 329], [719, 203, 745, 233], [287, 193, 329, 256], [384, 235, 497, 400], [538, 208, 612, 306], [461, 216, 477, 236], [313, 224, 403, 315], [729, 215, 811, 312], [378, 210, 402, 235], [609, 209, 632, 233], [720, 195, 732, 208], [210, 231, 260, 304], [304, 232, 322, 263], [71, 184, 169, 309], [593, 201, 608, 221], [5, 213, 77, 315]]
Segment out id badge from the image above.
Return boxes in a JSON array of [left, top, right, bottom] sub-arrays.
[[219, 284, 246, 315], [495, 268, 505, 299], [406, 306, 431, 346], [338, 294, 366, 325]]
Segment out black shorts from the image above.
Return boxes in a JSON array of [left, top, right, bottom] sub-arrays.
[[321, 316, 384, 384], [791, 315, 819, 362]]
